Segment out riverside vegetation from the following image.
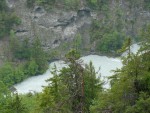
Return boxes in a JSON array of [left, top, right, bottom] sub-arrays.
[[0, 0, 150, 113]]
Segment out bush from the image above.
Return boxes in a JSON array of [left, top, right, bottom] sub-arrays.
[[0, 0, 20, 39], [27, 0, 36, 8], [97, 31, 125, 53]]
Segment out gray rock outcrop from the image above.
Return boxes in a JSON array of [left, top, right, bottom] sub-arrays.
[[8, 0, 93, 51]]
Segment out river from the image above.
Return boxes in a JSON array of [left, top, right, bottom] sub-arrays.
[[14, 44, 140, 94]]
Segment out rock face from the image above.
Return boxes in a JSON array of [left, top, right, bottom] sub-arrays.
[[7, 0, 92, 51], [5, 0, 150, 53]]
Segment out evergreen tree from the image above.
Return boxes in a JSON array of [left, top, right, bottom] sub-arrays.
[[8, 93, 27, 113], [31, 37, 48, 74], [39, 50, 102, 113], [90, 26, 150, 112]]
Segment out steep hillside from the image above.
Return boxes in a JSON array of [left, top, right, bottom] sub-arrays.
[[6, 0, 92, 51], [11, 1, 150, 46], [1, 0, 150, 64], [0, 1, 150, 113]]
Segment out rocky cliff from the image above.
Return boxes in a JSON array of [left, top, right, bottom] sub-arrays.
[[6, 0, 93, 52], [4, 0, 150, 55]]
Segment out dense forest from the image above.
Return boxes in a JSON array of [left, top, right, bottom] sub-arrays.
[[0, 0, 150, 113]]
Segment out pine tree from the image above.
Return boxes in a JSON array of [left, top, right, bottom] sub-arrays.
[[31, 37, 48, 74], [39, 50, 102, 113], [8, 93, 27, 113]]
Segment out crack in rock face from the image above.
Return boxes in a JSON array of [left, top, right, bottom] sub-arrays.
[[33, 6, 46, 18], [77, 8, 91, 17]]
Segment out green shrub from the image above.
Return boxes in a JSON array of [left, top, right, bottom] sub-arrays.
[[97, 31, 125, 53], [27, 0, 36, 8]]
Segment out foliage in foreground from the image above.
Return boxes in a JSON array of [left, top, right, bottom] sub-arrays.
[[0, 28, 150, 112], [90, 25, 150, 113], [0, 33, 48, 88], [39, 50, 103, 113]]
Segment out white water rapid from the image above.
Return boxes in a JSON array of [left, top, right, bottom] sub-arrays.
[[14, 44, 140, 94]]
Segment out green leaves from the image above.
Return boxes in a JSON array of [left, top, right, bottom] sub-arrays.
[[97, 31, 125, 53], [26, 0, 36, 8], [0, 0, 7, 11], [0, 0, 20, 39], [0, 63, 26, 87], [26, 59, 39, 76], [87, 0, 109, 10], [8, 93, 27, 113], [0, 63, 15, 87], [10, 36, 48, 75], [73, 34, 82, 53], [125, 92, 150, 113], [31, 38, 48, 74], [39, 50, 103, 112], [84, 61, 103, 112], [90, 34, 150, 112]]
